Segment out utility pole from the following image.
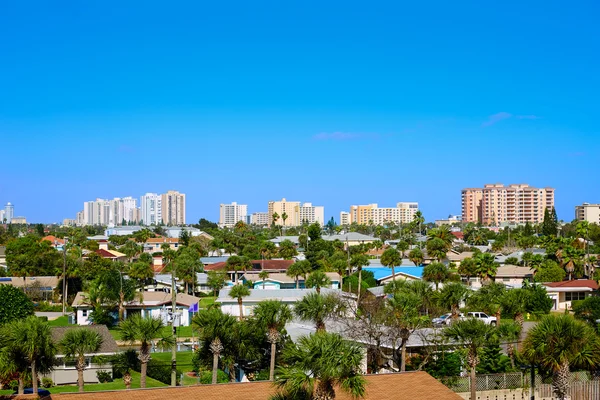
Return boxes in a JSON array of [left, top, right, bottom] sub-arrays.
[[171, 262, 177, 386]]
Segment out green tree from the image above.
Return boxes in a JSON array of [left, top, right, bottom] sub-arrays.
[[497, 321, 521, 369], [121, 240, 141, 263], [192, 308, 237, 384], [474, 253, 499, 285], [259, 270, 270, 289], [381, 247, 401, 282], [207, 270, 227, 296], [467, 282, 506, 323], [0, 285, 34, 325], [349, 253, 369, 303], [438, 282, 469, 321], [541, 207, 558, 237], [408, 248, 424, 266], [534, 260, 566, 282], [174, 250, 202, 294], [305, 270, 332, 294], [278, 240, 298, 260], [426, 238, 448, 262], [3, 316, 56, 395], [457, 257, 477, 285], [422, 262, 450, 290], [128, 260, 154, 303], [444, 319, 496, 400], [118, 315, 173, 388], [287, 260, 311, 289], [60, 328, 103, 392], [523, 314, 600, 400], [274, 332, 366, 400], [253, 300, 293, 381], [501, 288, 529, 328], [573, 296, 600, 326], [294, 293, 343, 332], [427, 226, 454, 250], [229, 284, 251, 320]]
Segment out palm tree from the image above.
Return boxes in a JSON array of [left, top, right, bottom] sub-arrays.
[[3, 316, 56, 395], [286, 262, 303, 289], [259, 270, 270, 289], [500, 288, 529, 329], [397, 240, 409, 259], [229, 284, 251, 320], [121, 240, 141, 263], [474, 253, 499, 285], [523, 314, 600, 400], [0, 328, 29, 394], [467, 282, 506, 323], [192, 308, 236, 384], [427, 226, 454, 250], [60, 328, 103, 392], [253, 300, 293, 381], [294, 292, 343, 332], [422, 262, 450, 290], [426, 238, 448, 262], [444, 319, 496, 400], [272, 212, 280, 227], [118, 315, 173, 388], [408, 248, 424, 266], [128, 260, 154, 303], [381, 247, 401, 282], [497, 321, 521, 369], [458, 257, 477, 285], [350, 253, 369, 304], [305, 270, 332, 294], [274, 332, 366, 400], [438, 282, 469, 322]]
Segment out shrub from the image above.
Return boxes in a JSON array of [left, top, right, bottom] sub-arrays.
[[199, 369, 229, 384], [0, 285, 34, 325], [146, 359, 181, 385], [41, 377, 54, 388], [96, 370, 113, 383], [111, 349, 140, 379]]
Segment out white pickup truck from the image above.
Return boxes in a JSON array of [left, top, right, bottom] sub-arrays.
[[461, 312, 497, 326]]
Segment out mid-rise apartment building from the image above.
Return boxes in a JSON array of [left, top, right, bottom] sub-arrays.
[[339, 211, 350, 226], [346, 202, 419, 225], [161, 190, 186, 225], [140, 193, 162, 225], [251, 212, 269, 226], [219, 202, 248, 227], [462, 183, 555, 225], [267, 198, 325, 226], [575, 203, 600, 224]]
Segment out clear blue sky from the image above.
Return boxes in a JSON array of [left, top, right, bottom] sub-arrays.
[[1, 1, 599, 224]]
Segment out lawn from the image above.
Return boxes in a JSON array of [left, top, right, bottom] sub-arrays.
[[48, 316, 71, 327], [0, 371, 166, 395], [150, 351, 198, 386]]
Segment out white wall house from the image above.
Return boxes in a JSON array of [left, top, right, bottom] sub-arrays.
[[543, 280, 599, 311]]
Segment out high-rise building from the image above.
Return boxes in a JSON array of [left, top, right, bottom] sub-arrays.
[[297, 203, 325, 226], [267, 198, 326, 226], [346, 202, 419, 225], [575, 203, 600, 224], [161, 190, 186, 225], [83, 199, 110, 226], [462, 183, 555, 225], [219, 202, 248, 227], [140, 193, 162, 225], [4, 203, 14, 224], [121, 197, 139, 224], [339, 211, 350, 226], [250, 212, 269, 226]]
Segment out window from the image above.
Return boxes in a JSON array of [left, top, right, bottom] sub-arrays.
[[82, 309, 88, 317], [565, 292, 587, 301]]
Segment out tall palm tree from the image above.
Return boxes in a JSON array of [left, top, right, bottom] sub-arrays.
[[457, 257, 477, 285], [128, 260, 154, 303], [3, 316, 56, 395], [426, 238, 448, 262], [274, 332, 366, 400], [474, 253, 499, 285], [444, 319, 496, 400], [118, 315, 173, 388], [467, 282, 506, 323], [523, 314, 600, 400], [192, 308, 236, 384], [397, 240, 409, 259], [60, 328, 103, 392], [305, 270, 332, 294], [497, 321, 521, 369], [381, 247, 401, 282], [0, 329, 29, 394], [253, 300, 293, 381], [259, 270, 270, 289], [427, 226, 454, 250], [294, 292, 343, 332], [500, 288, 529, 329], [350, 253, 369, 304], [229, 284, 251, 320], [422, 262, 450, 290], [438, 282, 469, 321]]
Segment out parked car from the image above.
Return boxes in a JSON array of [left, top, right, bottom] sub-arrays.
[[13, 388, 51, 397], [432, 313, 451, 325], [461, 312, 497, 325]]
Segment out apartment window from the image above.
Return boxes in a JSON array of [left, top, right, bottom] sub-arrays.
[[565, 292, 587, 301]]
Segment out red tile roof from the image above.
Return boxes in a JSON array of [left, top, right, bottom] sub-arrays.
[[451, 232, 464, 239], [95, 249, 119, 259], [204, 259, 295, 271], [545, 280, 599, 289], [41, 235, 65, 246], [42, 371, 460, 400]]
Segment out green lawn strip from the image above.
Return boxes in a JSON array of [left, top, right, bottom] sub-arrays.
[[150, 351, 198, 386], [48, 316, 71, 327]]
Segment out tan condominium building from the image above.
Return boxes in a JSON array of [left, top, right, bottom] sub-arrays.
[[161, 190, 186, 225], [267, 198, 325, 226], [575, 203, 600, 224], [346, 202, 419, 225], [250, 212, 269, 226], [462, 184, 555, 225]]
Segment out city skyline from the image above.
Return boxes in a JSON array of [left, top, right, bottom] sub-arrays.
[[1, 2, 598, 224]]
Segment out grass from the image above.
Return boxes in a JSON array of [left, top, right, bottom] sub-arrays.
[[48, 316, 71, 327], [149, 351, 198, 386], [0, 371, 166, 395]]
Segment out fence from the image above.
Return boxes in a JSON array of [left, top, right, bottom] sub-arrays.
[[443, 372, 600, 400]]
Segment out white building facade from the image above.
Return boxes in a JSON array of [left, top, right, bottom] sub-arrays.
[[219, 202, 248, 227], [140, 193, 162, 225]]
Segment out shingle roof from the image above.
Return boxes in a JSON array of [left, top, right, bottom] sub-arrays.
[[46, 371, 460, 400], [72, 291, 200, 308], [544, 280, 599, 290], [0, 276, 59, 288], [495, 265, 535, 277], [51, 325, 119, 356]]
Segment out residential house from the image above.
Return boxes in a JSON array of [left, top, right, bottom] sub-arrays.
[[446, 251, 475, 267], [466, 265, 534, 289], [144, 237, 180, 253], [72, 291, 201, 326], [41, 235, 66, 250], [363, 266, 424, 286], [243, 272, 341, 290], [543, 280, 599, 311], [0, 276, 59, 300], [47, 325, 118, 385], [164, 227, 213, 241], [205, 259, 295, 283], [90, 249, 127, 261], [39, 371, 462, 400], [145, 273, 210, 294]]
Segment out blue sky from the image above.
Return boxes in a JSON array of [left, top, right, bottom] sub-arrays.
[[1, 1, 599, 224]]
